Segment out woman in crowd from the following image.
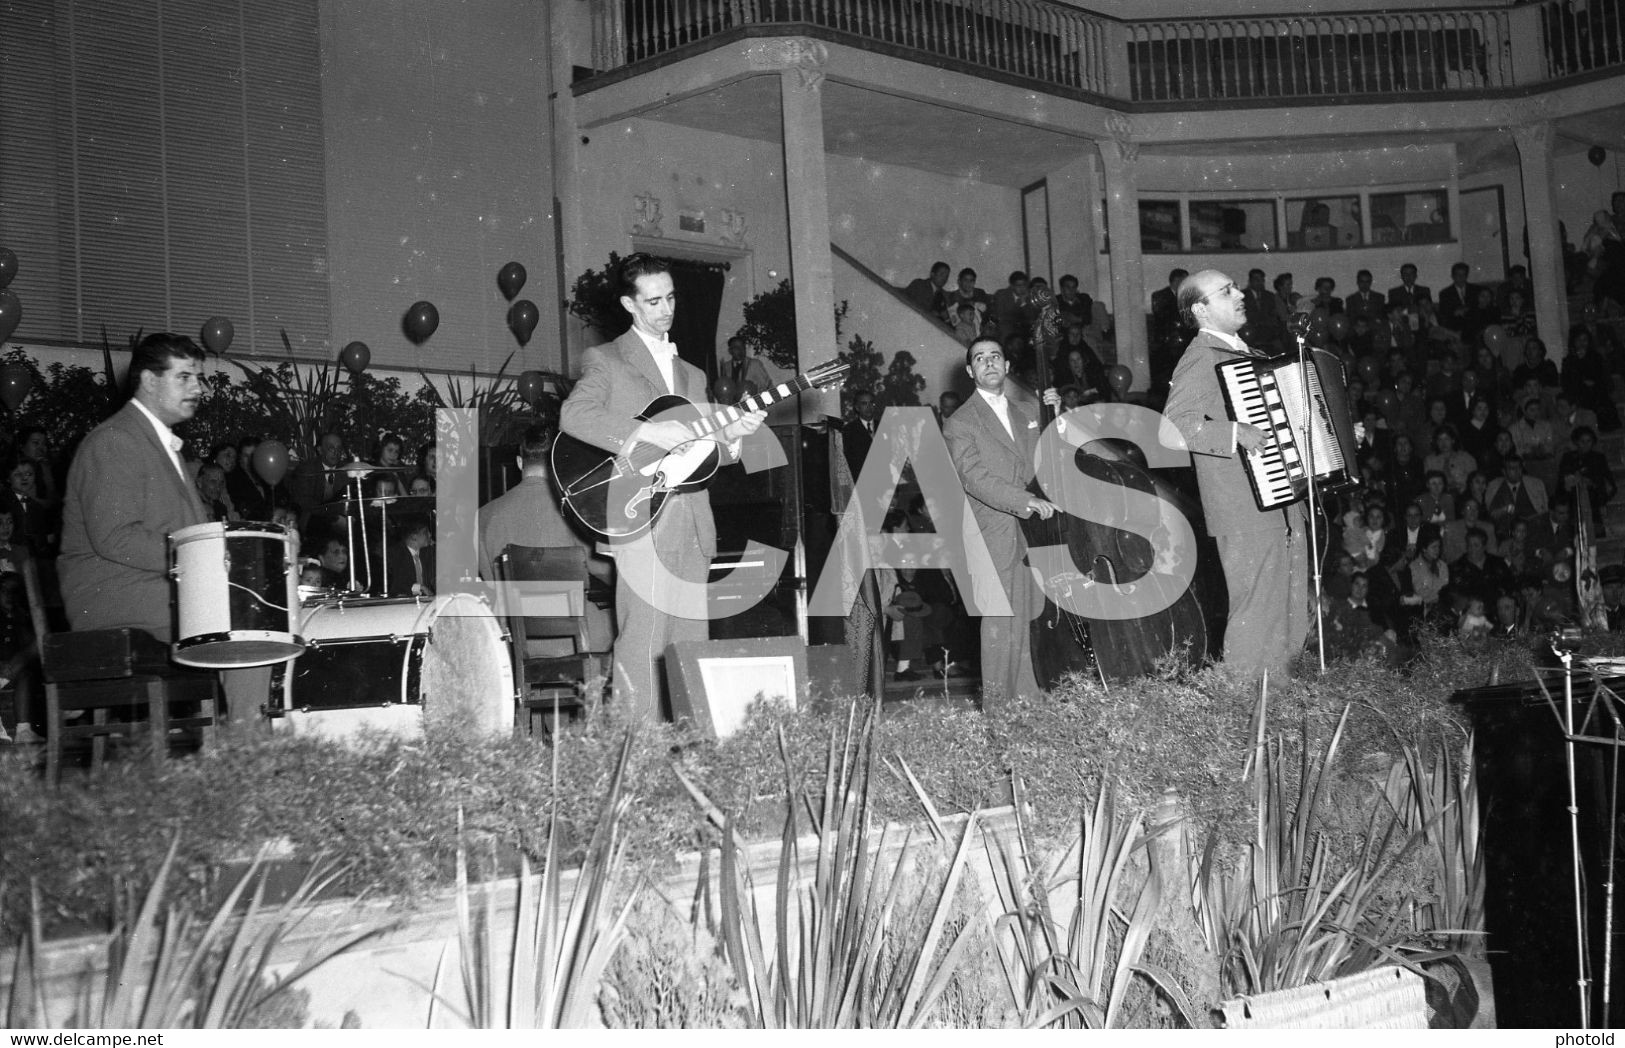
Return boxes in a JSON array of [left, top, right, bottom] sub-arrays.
[[1400, 534, 1450, 639], [1557, 425, 1617, 532], [1563, 327, 1622, 432], [1458, 397, 1501, 464], [1443, 497, 1486, 563], [1424, 426, 1476, 494], [1347, 502, 1391, 570]]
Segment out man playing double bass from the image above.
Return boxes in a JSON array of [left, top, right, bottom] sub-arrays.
[[943, 337, 1060, 710], [1163, 270, 1311, 680]]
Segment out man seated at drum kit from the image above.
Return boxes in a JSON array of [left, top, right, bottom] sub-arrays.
[[59, 332, 278, 722]]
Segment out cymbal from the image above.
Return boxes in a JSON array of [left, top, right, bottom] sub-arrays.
[[335, 460, 416, 475]]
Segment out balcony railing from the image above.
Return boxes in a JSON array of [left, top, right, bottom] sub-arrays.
[[590, 0, 1117, 95], [585, 0, 1625, 105], [1126, 10, 1514, 101]]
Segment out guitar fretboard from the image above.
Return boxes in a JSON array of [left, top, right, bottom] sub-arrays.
[[688, 372, 824, 437]]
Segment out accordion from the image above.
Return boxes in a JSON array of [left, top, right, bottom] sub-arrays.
[[1215, 348, 1360, 512]]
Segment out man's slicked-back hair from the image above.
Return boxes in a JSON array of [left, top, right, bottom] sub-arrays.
[[129, 332, 205, 393], [1176, 274, 1208, 329], [616, 252, 672, 298], [518, 423, 555, 467]]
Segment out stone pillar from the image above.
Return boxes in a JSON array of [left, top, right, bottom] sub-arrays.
[[1097, 134, 1148, 388], [778, 44, 839, 420], [1048, 153, 1100, 299], [1512, 120, 1570, 363], [550, 0, 589, 374]]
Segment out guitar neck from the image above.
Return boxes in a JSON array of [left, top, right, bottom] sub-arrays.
[[687, 372, 820, 438]]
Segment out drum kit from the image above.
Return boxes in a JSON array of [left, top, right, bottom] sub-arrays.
[[168, 462, 514, 742]]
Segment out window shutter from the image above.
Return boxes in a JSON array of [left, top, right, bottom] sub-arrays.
[[0, 0, 329, 355]]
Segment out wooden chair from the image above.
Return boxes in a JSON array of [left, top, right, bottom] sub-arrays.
[[24, 559, 220, 784], [492, 544, 601, 734]]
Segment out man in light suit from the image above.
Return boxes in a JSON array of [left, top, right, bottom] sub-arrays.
[[1164, 270, 1311, 680], [559, 253, 765, 722], [944, 337, 1060, 710], [60, 333, 210, 639]]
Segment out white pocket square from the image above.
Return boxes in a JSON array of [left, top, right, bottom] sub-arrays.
[[1026, 420, 1038, 429]]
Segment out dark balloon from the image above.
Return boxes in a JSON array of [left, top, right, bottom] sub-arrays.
[[0, 248, 16, 290], [1328, 314, 1350, 342], [340, 340, 371, 375], [403, 300, 440, 345], [0, 362, 32, 412], [0, 289, 20, 344], [517, 369, 546, 405], [1106, 364, 1132, 396], [507, 299, 540, 347], [497, 261, 528, 302], [711, 375, 738, 404], [254, 440, 289, 486], [200, 315, 234, 355], [1590, 145, 1607, 168]]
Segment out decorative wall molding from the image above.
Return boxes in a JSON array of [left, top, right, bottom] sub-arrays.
[[747, 37, 828, 89], [631, 192, 663, 237]]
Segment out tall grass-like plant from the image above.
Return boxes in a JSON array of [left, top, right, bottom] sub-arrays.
[[1383, 737, 1485, 954], [5, 842, 382, 1029], [425, 731, 639, 1029], [228, 333, 347, 459], [984, 775, 1194, 1028], [676, 703, 980, 1028], [1192, 706, 1438, 997]]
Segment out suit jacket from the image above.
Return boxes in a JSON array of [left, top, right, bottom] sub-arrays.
[[1387, 283, 1433, 314], [1164, 331, 1304, 537], [289, 459, 347, 520], [58, 401, 209, 638], [843, 415, 879, 476], [559, 329, 724, 559], [943, 391, 1037, 598], [1344, 288, 1385, 325], [373, 540, 435, 598], [1436, 283, 1478, 332], [721, 355, 772, 396]]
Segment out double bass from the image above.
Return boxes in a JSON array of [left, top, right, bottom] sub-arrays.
[[1021, 356, 1221, 687]]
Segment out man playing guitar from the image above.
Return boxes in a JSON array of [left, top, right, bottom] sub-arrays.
[[558, 253, 765, 722]]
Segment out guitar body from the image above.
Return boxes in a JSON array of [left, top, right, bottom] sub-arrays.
[[552, 361, 850, 540], [553, 394, 722, 539]]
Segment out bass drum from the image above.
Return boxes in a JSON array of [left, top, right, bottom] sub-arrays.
[[270, 593, 514, 742]]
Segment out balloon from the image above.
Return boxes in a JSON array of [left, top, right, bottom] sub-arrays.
[[1106, 364, 1132, 396], [1590, 145, 1607, 168], [0, 289, 20, 344], [711, 375, 739, 404], [517, 369, 546, 405], [1358, 357, 1379, 382], [0, 363, 32, 412], [1482, 324, 1507, 354], [0, 248, 15, 290], [254, 440, 289, 487], [340, 340, 371, 375], [1376, 389, 1398, 412], [507, 299, 540, 347], [403, 300, 440, 345], [497, 261, 527, 302], [1328, 314, 1349, 342], [200, 315, 234, 355]]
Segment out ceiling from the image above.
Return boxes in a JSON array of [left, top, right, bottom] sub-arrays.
[[646, 76, 1625, 185]]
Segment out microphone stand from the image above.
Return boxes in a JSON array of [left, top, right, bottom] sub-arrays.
[[1290, 315, 1327, 674]]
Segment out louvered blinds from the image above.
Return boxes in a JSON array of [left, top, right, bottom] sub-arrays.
[[0, 0, 329, 355]]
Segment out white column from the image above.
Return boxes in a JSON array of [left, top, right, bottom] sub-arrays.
[[1098, 138, 1147, 387], [1513, 121, 1570, 362], [779, 54, 839, 419]]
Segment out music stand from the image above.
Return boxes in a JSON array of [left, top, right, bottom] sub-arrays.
[[1288, 313, 1327, 672], [1535, 643, 1625, 1029]]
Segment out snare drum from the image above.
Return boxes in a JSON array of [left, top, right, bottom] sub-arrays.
[[269, 592, 514, 742], [171, 521, 304, 668]]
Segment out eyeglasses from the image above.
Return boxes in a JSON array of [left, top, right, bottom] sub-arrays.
[[1197, 281, 1239, 306]]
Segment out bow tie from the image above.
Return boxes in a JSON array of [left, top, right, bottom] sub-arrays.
[[647, 339, 676, 358]]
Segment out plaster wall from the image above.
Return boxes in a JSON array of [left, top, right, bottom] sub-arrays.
[[825, 155, 1027, 291], [565, 118, 792, 367], [318, 0, 559, 376]]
